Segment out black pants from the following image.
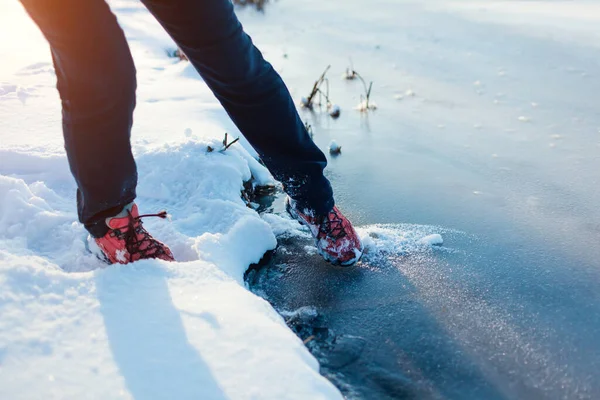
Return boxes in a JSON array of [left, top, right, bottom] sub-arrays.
[[21, 0, 334, 237]]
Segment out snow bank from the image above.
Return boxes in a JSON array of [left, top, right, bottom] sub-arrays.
[[0, 1, 341, 399], [0, 244, 340, 400]]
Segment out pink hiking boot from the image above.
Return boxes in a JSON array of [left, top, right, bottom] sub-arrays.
[[286, 197, 363, 266], [93, 203, 175, 264]]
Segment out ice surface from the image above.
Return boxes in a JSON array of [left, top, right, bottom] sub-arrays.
[[240, 0, 600, 398]]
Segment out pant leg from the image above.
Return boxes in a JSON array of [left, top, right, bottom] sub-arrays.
[[141, 0, 334, 215], [20, 0, 138, 237]]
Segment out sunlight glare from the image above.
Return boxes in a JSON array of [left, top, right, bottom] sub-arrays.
[[0, 1, 50, 77]]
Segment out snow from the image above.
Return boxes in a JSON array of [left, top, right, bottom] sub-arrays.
[[357, 224, 450, 258], [0, 1, 341, 399], [418, 234, 444, 247], [355, 99, 377, 112], [262, 213, 311, 239], [328, 104, 341, 118], [261, 210, 448, 259], [328, 140, 341, 154]]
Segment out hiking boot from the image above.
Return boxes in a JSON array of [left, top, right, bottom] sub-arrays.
[[94, 203, 175, 264], [286, 197, 363, 266]]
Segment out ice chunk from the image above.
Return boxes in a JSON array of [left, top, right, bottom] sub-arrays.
[[329, 104, 341, 118], [329, 140, 342, 154]]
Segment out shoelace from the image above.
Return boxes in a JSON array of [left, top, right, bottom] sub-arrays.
[[120, 210, 169, 262], [318, 208, 348, 240]]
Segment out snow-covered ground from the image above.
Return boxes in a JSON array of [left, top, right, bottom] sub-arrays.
[[0, 1, 342, 399]]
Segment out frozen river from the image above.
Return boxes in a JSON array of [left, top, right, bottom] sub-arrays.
[[244, 1, 600, 398]]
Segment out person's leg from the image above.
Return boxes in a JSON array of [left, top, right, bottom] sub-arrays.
[[20, 0, 138, 237], [141, 0, 334, 215]]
